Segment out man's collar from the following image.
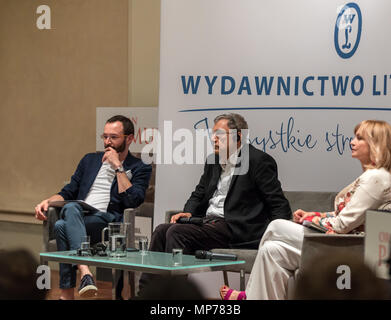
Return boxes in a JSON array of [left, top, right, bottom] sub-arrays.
[[122, 151, 135, 168], [220, 145, 242, 170]]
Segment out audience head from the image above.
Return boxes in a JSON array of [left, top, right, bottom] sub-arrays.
[[0, 249, 47, 300], [294, 252, 390, 300]]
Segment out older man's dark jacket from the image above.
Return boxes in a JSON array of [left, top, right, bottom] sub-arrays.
[[183, 144, 291, 249]]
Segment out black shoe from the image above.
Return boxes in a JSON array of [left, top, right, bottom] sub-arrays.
[[78, 274, 98, 298]]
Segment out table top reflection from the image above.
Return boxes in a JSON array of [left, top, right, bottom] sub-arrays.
[[40, 250, 245, 273]]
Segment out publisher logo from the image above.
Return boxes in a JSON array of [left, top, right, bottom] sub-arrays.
[[334, 3, 362, 59]]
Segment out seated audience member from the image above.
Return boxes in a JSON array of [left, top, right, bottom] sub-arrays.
[[0, 249, 47, 300], [34, 115, 152, 300], [139, 113, 291, 291], [294, 252, 391, 300], [220, 120, 391, 300]]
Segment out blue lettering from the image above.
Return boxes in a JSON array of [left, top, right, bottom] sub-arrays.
[[255, 76, 274, 95], [221, 76, 235, 95], [193, 117, 209, 131], [238, 76, 252, 95], [249, 117, 317, 153], [303, 76, 314, 96], [277, 76, 290, 96], [296, 130, 317, 149], [317, 76, 329, 96], [294, 76, 299, 96], [372, 76, 380, 96], [204, 76, 217, 95], [343, 13, 356, 24], [372, 75, 381, 96], [351, 75, 364, 96], [249, 135, 275, 152], [181, 75, 201, 94], [332, 76, 349, 96], [180, 74, 377, 97], [325, 124, 353, 155]]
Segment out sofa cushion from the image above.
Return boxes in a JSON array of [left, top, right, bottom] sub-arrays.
[[284, 191, 337, 213]]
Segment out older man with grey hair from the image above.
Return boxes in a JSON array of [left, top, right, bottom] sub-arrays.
[[138, 113, 291, 292]]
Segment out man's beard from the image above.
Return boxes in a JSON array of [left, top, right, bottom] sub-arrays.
[[105, 139, 127, 153]]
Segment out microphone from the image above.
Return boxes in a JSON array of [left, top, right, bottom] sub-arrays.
[[177, 217, 203, 226], [195, 250, 237, 261]]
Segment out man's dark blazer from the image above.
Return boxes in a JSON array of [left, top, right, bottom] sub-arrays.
[[183, 144, 291, 249], [58, 151, 152, 222]]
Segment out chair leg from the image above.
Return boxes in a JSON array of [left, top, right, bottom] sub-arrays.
[[112, 269, 123, 300], [121, 271, 130, 300], [40, 256, 48, 266], [223, 271, 229, 287], [239, 269, 245, 291], [128, 271, 135, 298]]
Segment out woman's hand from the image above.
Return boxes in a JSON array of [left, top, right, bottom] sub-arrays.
[[293, 209, 317, 224]]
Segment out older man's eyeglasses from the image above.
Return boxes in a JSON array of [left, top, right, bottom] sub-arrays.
[[100, 134, 128, 141], [212, 130, 237, 139]]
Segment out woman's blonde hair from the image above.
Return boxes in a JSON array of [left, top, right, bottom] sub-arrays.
[[354, 120, 391, 172]]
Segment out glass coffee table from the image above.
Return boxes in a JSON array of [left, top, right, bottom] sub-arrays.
[[40, 250, 245, 299]]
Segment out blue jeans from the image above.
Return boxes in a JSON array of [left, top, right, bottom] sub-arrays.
[[54, 202, 116, 289]]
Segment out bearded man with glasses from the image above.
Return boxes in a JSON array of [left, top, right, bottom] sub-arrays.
[[34, 115, 152, 300]]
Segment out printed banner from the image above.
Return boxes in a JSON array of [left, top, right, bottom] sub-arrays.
[[155, 0, 391, 226]]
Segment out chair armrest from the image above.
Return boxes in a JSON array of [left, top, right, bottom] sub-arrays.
[[124, 203, 155, 248], [165, 210, 181, 223], [123, 208, 135, 223], [42, 207, 61, 252], [132, 203, 155, 219], [123, 208, 136, 249]]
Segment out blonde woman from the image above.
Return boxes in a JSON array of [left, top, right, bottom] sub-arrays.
[[220, 120, 391, 300]]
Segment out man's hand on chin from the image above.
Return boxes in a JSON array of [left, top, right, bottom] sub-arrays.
[[102, 147, 121, 169]]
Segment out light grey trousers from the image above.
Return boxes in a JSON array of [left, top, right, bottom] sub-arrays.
[[245, 219, 306, 300]]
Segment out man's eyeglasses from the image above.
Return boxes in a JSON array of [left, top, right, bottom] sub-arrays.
[[212, 130, 236, 139], [100, 134, 129, 141]]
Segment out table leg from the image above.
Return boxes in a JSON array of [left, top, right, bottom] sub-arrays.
[[223, 270, 229, 287], [129, 271, 135, 298], [120, 271, 134, 300], [111, 269, 116, 300], [239, 269, 245, 291]]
